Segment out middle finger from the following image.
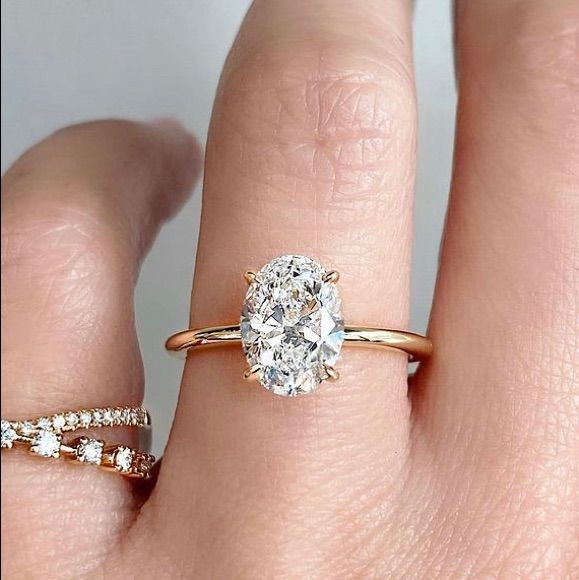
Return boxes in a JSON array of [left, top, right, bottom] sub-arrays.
[[149, 0, 416, 575]]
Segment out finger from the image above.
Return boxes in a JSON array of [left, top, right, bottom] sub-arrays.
[[414, 1, 579, 572], [1, 119, 200, 577], [148, 0, 417, 575]]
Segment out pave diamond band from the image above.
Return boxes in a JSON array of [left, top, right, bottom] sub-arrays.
[[2, 406, 150, 447], [166, 255, 432, 396]]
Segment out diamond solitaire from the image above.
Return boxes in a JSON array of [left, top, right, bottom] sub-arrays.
[[166, 257, 432, 396], [241, 255, 344, 396]]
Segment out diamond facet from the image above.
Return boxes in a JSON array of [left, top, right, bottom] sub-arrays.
[[240, 255, 344, 396], [1, 420, 17, 449], [76, 438, 104, 464], [30, 431, 61, 458]]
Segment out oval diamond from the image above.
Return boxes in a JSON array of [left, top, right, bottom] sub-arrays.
[[240, 255, 344, 396]]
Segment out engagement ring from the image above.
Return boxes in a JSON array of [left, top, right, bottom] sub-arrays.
[[167, 255, 432, 396]]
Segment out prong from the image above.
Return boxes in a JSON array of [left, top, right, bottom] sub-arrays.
[[324, 366, 340, 381], [244, 271, 257, 285], [243, 365, 261, 381], [323, 270, 340, 284]]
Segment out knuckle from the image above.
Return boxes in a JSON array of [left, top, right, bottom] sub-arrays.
[[468, 4, 579, 216], [215, 41, 415, 200], [506, 3, 579, 85], [47, 119, 154, 158], [2, 184, 130, 287], [495, 3, 579, 135], [50, 118, 141, 139], [11, 120, 149, 173]]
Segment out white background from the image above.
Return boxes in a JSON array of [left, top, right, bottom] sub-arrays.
[[1, 1, 455, 453]]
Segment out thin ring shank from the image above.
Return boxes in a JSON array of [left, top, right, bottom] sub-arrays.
[[165, 325, 432, 362]]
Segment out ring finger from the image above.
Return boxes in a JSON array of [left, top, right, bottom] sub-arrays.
[[149, 0, 418, 577]]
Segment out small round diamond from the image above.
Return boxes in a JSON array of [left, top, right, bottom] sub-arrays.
[[92, 410, 104, 425], [241, 255, 344, 396], [20, 422, 35, 435], [31, 431, 61, 458], [102, 410, 114, 425], [36, 417, 52, 431], [1, 420, 17, 449], [111, 409, 122, 424], [66, 412, 79, 427], [114, 447, 134, 472], [79, 411, 92, 427], [76, 438, 104, 464], [52, 415, 66, 431]]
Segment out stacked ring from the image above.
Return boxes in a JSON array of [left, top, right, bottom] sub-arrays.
[[2, 405, 150, 440], [1, 405, 155, 480]]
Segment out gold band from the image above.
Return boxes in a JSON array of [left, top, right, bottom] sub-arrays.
[[5, 433, 154, 479], [165, 324, 432, 362]]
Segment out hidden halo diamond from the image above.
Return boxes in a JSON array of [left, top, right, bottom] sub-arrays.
[[240, 255, 344, 396]]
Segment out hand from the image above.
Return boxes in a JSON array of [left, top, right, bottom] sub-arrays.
[[2, 1, 578, 578]]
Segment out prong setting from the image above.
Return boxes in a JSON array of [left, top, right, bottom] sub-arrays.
[[244, 271, 257, 285], [323, 270, 340, 283], [30, 431, 61, 458], [75, 437, 104, 464], [324, 366, 340, 381], [243, 365, 261, 381]]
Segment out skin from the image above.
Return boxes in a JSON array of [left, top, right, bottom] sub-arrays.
[[1, 0, 578, 578]]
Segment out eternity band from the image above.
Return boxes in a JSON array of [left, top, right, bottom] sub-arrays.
[[2, 405, 150, 445], [166, 255, 432, 397]]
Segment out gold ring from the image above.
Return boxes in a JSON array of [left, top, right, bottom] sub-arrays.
[[5, 433, 154, 479], [166, 255, 432, 397], [1, 406, 155, 479], [1, 405, 150, 448]]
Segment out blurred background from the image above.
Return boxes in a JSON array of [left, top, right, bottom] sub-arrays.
[[1, 1, 455, 454]]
